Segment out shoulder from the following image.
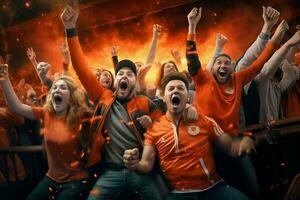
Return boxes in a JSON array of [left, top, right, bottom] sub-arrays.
[[134, 94, 152, 102], [196, 115, 219, 129], [130, 95, 155, 108], [148, 116, 169, 132]]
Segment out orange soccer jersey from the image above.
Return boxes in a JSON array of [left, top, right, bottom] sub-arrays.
[[144, 115, 224, 191]]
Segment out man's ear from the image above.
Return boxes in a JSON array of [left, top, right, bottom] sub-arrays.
[[159, 89, 164, 98]]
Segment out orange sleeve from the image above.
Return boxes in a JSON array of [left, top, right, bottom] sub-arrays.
[[236, 42, 278, 86], [62, 63, 69, 72], [186, 36, 210, 87], [67, 36, 107, 102], [144, 127, 157, 146], [31, 107, 45, 120], [205, 117, 224, 142]]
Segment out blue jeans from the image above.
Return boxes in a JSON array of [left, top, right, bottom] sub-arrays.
[[87, 168, 168, 200], [167, 181, 250, 200], [26, 176, 89, 200], [214, 146, 259, 199]]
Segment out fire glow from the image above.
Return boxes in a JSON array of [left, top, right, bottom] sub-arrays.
[[1, 1, 297, 87]]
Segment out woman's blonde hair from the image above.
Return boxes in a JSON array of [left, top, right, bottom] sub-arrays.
[[44, 75, 91, 129]]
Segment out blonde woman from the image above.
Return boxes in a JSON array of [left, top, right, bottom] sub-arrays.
[[0, 64, 96, 200]]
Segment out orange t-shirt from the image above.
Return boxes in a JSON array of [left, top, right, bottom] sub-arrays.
[[32, 107, 88, 183], [144, 115, 224, 191], [283, 80, 300, 118], [187, 35, 277, 135]]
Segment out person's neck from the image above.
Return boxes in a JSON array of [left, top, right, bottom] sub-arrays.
[[166, 111, 182, 123], [55, 109, 68, 117], [117, 97, 131, 105], [116, 92, 135, 105]]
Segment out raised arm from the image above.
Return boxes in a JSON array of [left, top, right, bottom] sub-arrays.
[[36, 62, 53, 90], [26, 47, 53, 89], [111, 45, 119, 68], [60, 41, 70, 75], [123, 146, 156, 173], [236, 20, 289, 86], [0, 64, 35, 119], [280, 60, 300, 93], [60, 4, 106, 101], [255, 20, 290, 80], [235, 6, 280, 71], [26, 47, 38, 68], [171, 49, 183, 67], [186, 7, 203, 80], [286, 42, 300, 63], [136, 64, 151, 93], [145, 24, 162, 66], [207, 33, 227, 71]]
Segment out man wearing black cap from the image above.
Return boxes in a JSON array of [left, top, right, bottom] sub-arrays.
[[60, 4, 168, 200]]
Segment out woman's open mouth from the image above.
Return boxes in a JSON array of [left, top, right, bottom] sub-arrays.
[[53, 94, 62, 105]]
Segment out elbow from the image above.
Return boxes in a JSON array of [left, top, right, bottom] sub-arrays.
[[7, 105, 20, 116], [7, 101, 25, 117], [143, 166, 153, 173]]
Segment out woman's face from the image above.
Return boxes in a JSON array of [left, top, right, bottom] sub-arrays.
[[25, 89, 37, 106], [163, 62, 177, 77], [51, 79, 71, 115], [100, 70, 113, 89]]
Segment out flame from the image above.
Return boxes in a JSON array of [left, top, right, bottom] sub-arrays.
[[1, 1, 298, 90]]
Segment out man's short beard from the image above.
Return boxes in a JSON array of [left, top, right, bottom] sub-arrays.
[[117, 85, 135, 100], [213, 72, 228, 84]]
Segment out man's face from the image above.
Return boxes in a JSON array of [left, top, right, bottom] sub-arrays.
[[100, 70, 113, 89], [114, 67, 136, 100], [163, 80, 188, 116], [163, 62, 177, 77], [51, 79, 71, 115], [212, 56, 232, 84]]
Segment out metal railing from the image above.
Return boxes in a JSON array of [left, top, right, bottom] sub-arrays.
[[0, 145, 44, 185], [0, 116, 299, 198]]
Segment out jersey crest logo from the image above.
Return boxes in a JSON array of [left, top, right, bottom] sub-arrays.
[[187, 125, 200, 136]]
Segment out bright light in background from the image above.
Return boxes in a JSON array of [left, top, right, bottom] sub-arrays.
[[25, 1, 31, 8]]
